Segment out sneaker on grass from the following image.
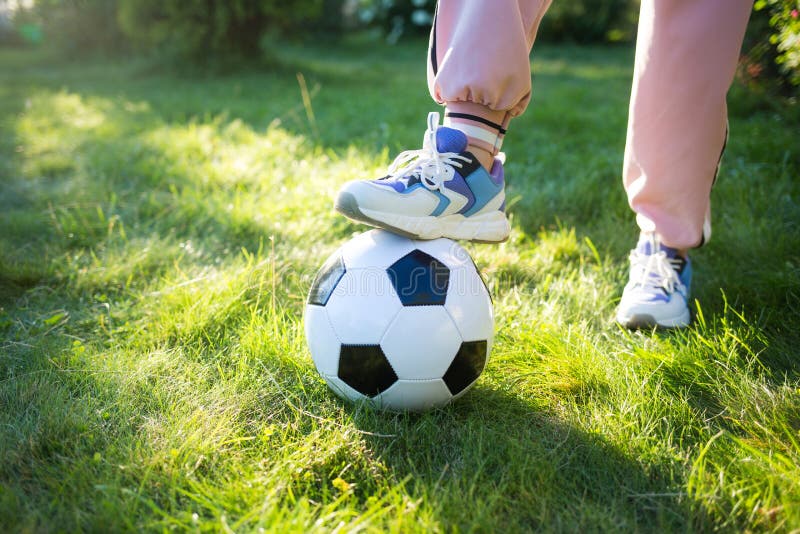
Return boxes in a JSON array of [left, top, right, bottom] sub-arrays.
[[616, 233, 692, 329], [334, 112, 510, 243]]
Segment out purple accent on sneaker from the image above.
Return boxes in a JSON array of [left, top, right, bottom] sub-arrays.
[[435, 127, 468, 153], [643, 290, 670, 303], [492, 159, 506, 211], [444, 172, 476, 211], [489, 158, 504, 186], [371, 176, 406, 192]]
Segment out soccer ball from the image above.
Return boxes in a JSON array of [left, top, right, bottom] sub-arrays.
[[304, 229, 493, 411]]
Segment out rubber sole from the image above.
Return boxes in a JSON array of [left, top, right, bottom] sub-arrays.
[[335, 192, 420, 239], [616, 310, 691, 330], [335, 192, 510, 243]]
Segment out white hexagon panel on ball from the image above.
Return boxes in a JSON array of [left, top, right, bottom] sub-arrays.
[[380, 306, 462, 380]]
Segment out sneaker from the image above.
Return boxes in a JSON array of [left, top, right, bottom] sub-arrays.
[[616, 233, 692, 329], [334, 112, 510, 243]]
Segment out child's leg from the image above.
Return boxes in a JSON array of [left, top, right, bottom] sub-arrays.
[[623, 0, 752, 250], [335, 0, 551, 242], [617, 0, 752, 329], [427, 0, 552, 169]]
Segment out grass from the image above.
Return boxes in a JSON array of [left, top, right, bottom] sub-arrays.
[[1, 38, 799, 532]]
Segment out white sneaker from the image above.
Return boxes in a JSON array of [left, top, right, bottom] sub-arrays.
[[616, 233, 692, 329], [334, 112, 510, 243]]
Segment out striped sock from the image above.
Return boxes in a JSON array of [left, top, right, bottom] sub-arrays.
[[443, 102, 509, 156]]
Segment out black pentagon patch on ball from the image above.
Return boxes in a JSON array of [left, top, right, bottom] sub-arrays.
[[386, 249, 450, 306], [443, 340, 487, 395], [338, 345, 398, 398], [308, 253, 346, 306]]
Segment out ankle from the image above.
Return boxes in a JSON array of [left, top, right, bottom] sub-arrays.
[[468, 145, 495, 172], [656, 235, 689, 259], [444, 102, 508, 170], [642, 231, 689, 259]]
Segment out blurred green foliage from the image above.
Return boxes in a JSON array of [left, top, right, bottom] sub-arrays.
[[349, 0, 436, 43], [2, 0, 798, 95], [738, 1, 800, 98], [352, 0, 640, 44], [9, 0, 641, 60], [538, 0, 640, 43], [20, 0, 126, 53], [754, 0, 800, 86], [9, 0, 326, 60], [117, 0, 324, 60]]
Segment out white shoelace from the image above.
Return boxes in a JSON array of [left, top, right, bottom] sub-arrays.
[[630, 249, 684, 294], [387, 112, 470, 192]]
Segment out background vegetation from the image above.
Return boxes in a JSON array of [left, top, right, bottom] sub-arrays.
[[754, 0, 800, 86], [4, 0, 799, 92]]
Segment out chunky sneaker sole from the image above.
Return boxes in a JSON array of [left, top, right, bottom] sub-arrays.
[[616, 233, 692, 329], [616, 307, 691, 329], [335, 191, 510, 243], [334, 112, 510, 243]]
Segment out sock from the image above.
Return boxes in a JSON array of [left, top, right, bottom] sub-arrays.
[[443, 102, 509, 162]]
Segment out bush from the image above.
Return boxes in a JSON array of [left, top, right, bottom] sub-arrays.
[[12, 0, 327, 60], [30, 0, 127, 54], [754, 0, 800, 86], [350, 0, 639, 44], [538, 0, 639, 43], [117, 0, 324, 60], [379, 0, 436, 42], [737, 1, 800, 99]]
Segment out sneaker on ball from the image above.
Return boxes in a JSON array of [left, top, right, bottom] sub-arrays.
[[334, 112, 510, 243], [616, 233, 692, 329]]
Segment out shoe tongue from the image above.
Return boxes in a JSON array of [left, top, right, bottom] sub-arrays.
[[435, 126, 468, 153], [637, 234, 679, 258]]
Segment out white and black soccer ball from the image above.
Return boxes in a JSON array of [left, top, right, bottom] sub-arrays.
[[304, 229, 493, 412]]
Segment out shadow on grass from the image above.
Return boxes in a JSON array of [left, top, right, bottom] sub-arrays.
[[337, 385, 711, 531]]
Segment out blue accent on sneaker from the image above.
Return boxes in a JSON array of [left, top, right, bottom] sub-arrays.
[[635, 234, 692, 292], [677, 258, 692, 297], [430, 190, 451, 216], [371, 174, 415, 192], [616, 233, 692, 329], [333, 112, 511, 242], [374, 177, 406, 192], [435, 127, 468, 153], [462, 164, 505, 217], [384, 182, 455, 218]]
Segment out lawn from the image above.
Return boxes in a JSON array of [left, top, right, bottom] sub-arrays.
[[1, 38, 799, 532]]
